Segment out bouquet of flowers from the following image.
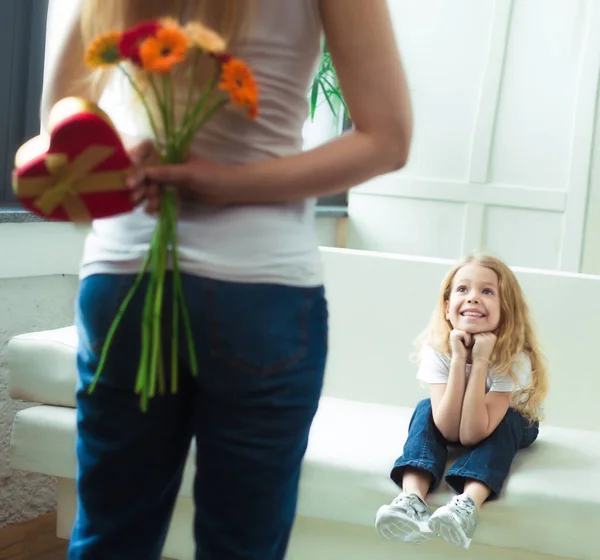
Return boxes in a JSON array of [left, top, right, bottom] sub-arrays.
[[84, 17, 259, 410]]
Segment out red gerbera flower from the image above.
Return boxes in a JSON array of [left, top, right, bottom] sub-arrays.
[[119, 20, 161, 66], [211, 52, 232, 64]]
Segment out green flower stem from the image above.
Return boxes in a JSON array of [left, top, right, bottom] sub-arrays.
[[138, 239, 160, 411], [155, 199, 171, 391], [174, 263, 198, 378], [157, 340, 166, 396], [92, 59, 231, 410], [135, 230, 160, 395], [178, 71, 220, 147], [167, 192, 181, 393], [192, 99, 228, 133], [118, 67, 162, 151], [149, 74, 170, 141], [149, 221, 167, 400], [179, 96, 225, 152], [171, 273, 180, 393], [183, 50, 201, 125], [135, 274, 151, 396], [179, 97, 228, 154], [166, 75, 176, 144], [161, 75, 172, 141], [88, 249, 152, 395], [162, 184, 198, 379]]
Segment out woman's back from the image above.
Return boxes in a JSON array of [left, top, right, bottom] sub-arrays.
[[60, 1, 412, 558], [82, 0, 324, 286]]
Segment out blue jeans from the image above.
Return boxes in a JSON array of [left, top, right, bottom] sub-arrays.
[[391, 399, 539, 499], [69, 273, 328, 560]]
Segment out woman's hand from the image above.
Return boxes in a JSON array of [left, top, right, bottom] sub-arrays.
[[126, 145, 229, 213], [126, 140, 162, 213], [471, 332, 497, 364], [449, 329, 472, 361]]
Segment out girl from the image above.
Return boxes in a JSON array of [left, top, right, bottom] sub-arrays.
[[43, 0, 412, 558], [375, 254, 548, 549]]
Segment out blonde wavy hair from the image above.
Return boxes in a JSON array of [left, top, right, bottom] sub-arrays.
[[81, 0, 253, 48], [416, 254, 549, 422]]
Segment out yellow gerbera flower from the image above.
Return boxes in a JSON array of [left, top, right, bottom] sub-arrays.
[[85, 31, 123, 68], [185, 22, 227, 53], [159, 17, 180, 29], [139, 27, 189, 74]]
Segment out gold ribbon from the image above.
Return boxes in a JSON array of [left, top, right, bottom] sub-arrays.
[[16, 145, 129, 221]]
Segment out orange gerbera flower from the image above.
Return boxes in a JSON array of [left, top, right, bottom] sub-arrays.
[[85, 31, 123, 68], [185, 22, 227, 53], [219, 58, 259, 119], [139, 26, 189, 73]]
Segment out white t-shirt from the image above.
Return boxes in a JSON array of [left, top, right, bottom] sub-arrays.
[[79, 0, 325, 287], [417, 345, 532, 400]]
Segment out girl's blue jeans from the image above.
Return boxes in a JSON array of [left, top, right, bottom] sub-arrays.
[[68, 272, 328, 560], [391, 398, 539, 499]]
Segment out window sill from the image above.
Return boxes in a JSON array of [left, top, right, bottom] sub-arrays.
[[0, 208, 46, 223], [0, 214, 86, 279], [315, 205, 348, 218], [0, 205, 349, 222], [0, 206, 350, 278]]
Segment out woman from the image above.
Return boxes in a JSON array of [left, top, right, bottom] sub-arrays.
[[44, 0, 412, 558]]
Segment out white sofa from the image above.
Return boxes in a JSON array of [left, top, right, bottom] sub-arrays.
[[8, 248, 600, 560]]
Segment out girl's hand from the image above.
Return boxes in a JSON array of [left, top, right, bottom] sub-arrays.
[[126, 150, 230, 213], [472, 332, 497, 364], [450, 329, 472, 360]]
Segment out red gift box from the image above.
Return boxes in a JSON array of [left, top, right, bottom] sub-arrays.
[[13, 97, 134, 222]]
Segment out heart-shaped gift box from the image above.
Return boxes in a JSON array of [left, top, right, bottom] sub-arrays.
[[13, 97, 134, 221]]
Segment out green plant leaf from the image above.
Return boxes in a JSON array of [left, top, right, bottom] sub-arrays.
[[320, 80, 338, 117], [310, 74, 320, 120], [308, 44, 348, 123]]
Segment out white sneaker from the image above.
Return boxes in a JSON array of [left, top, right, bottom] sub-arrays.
[[428, 494, 478, 549], [375, 493, 433, 544]]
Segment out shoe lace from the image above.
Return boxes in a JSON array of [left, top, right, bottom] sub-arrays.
[[451, 495, 476, 520], [393, 493, 425, 515]]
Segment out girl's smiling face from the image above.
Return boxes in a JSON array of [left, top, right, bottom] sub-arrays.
[[445, 263, 501, 334]]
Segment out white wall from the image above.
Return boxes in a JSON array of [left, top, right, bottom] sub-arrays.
[[346, 0, 600, 274], [34, 0, 600, 269], [582, 84, 600, 274]]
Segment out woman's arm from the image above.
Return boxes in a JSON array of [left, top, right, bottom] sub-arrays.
[[225, 0, 412, 203], [42, 4, 92, 128], [135, 0, 413, 205], [41, 2, 112, 131], [430, 356, 467, 442]]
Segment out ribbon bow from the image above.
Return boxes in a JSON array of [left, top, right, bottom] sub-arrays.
[[16, 145, 129, 221]]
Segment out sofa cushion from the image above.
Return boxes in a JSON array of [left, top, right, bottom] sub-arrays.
[[10, 404, 198, 496], [302, 398, 600, 559], [11, 397, 600, 560], [8, 326, 78, 407]]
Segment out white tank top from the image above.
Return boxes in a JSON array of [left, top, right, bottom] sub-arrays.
[[80, 0, 324, 287]]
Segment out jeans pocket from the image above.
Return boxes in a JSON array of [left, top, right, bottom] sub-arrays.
[[206, 281, 314, 377], [76, 274, 138, 355]]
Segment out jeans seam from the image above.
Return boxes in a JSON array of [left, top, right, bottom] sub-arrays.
[[392, 459, 441, 489], [418, 407, 433, 464], [446, 469, 503, 496]]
